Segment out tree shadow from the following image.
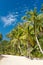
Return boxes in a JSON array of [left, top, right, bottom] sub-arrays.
[[0, 55, 6, 60]]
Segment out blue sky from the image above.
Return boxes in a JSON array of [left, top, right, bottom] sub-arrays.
[[0, 0, 43, 40]]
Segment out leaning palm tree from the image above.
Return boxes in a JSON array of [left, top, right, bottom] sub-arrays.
[[7, 22, 34, 56], [7, 24, 26, 55], [23, 6, 43, 54], [7, 5, 43, 57]]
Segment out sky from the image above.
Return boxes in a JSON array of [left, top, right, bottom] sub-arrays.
[[0, 0, 43, 40]]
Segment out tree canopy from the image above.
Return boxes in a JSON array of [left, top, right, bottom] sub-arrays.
[[0, 5, 43, 58]]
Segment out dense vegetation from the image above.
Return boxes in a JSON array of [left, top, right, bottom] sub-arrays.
[[0, 5, 43, 59]]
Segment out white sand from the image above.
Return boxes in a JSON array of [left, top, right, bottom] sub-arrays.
[[0, 55, 43, 65]]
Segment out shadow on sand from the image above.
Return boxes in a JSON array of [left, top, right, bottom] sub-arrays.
[[0, 55, 6, 60]]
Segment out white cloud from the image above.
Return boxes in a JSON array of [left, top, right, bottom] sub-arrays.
[[1, 14, 18, 27]]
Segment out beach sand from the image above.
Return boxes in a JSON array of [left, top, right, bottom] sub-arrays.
[[0, 55, 43, 65]]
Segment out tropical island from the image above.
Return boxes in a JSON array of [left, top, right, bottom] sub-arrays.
[[0, 5, 43, 58], [0, 1, 43, 65]]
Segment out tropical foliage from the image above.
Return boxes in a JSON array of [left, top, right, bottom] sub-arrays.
[[0, 5, 43, 58]]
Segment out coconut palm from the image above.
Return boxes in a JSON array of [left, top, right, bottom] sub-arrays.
[[7, 24, 25, 55], [23, 6, 43, 54], [7, 5, 43, 57]]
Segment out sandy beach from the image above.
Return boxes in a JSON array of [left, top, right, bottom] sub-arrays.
[[0, 55, 43, 65]]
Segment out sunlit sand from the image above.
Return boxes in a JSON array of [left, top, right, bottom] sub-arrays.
[[0, 55, 43, 65]]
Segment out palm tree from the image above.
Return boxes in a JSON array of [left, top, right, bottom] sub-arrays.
[[23, 6, 43, 54], [7, 5, 43, 57], [7, 24, 25, 55]]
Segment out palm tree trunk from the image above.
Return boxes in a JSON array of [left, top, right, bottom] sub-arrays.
[[35, 36, 43, 54], [34, 17, 43, 54]]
